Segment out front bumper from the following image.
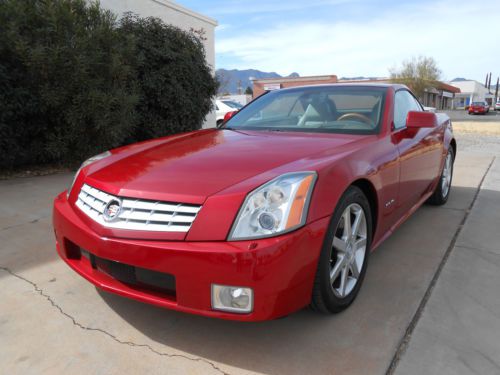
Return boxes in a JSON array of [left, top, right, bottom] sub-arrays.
[[53, 193, 329, 321]]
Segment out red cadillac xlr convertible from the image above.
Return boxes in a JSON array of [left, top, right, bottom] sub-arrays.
[[53, 84, 456, 321]]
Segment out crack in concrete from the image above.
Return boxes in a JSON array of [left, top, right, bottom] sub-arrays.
[[455, 245, 500, 259], [0, 266, 231, 375], [0, 215, 50, 231], [386, 156, 496, 375]]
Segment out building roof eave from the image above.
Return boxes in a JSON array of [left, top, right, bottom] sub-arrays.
[[151, 0, 218, 26], [252, 75, 338, 84]]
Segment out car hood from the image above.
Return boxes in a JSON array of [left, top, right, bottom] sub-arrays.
[[84, 129, 367, 204]]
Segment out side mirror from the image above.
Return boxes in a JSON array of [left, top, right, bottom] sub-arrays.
[[406, 111, 437, 128]]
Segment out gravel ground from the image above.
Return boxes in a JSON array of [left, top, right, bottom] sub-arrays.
[[455, 132, 500, 154], [452, 122, 500, 136]]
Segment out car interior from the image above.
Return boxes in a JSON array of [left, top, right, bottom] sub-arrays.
[[233, 89, 385, 133]]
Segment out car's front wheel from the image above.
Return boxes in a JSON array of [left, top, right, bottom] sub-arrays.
[[427, 148, 454, 205], [311, 186, 372, 313]]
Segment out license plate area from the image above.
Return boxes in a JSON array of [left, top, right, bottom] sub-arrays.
[[81, 249, 176, 298]]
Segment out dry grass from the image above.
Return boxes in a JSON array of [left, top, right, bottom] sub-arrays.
[[452, 121, 500, 136]]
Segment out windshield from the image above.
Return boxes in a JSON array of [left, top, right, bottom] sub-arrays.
[[472, 102, 484, 106], [222, 100, 243, 109], [224, 86, 387, 134]]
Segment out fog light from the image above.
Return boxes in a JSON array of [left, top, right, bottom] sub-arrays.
[[211, 284, 253, 313]]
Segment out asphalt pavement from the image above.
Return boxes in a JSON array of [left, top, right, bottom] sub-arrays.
[[440, 109, 500, 122]]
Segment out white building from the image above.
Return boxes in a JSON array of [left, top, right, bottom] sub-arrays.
[[448, 80, 494, 109], [100, 0, 218, 127]]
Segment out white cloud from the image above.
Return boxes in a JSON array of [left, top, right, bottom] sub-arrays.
[[216, 0, 498, 81], [210, 0, 353, 15], [216, 23, 231, 31]]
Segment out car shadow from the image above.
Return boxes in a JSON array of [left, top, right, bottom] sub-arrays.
[[94, 186, 482, 375]]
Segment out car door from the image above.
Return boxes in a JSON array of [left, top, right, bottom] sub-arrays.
[[392, 90, 443, 214]]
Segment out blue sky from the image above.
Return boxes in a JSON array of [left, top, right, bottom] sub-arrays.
[[179, 0, 498, 82]]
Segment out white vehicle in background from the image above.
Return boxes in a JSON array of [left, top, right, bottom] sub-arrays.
[[216, 99, 243, 126], [495, 100, 500, 111]]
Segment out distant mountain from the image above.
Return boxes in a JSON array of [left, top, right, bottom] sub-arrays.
[[339, 76, 382, 81], [216, 69, 300, 94], [450, 77, 468, 82]]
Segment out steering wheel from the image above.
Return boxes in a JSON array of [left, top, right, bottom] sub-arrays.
[[337, 112, 373, 125]]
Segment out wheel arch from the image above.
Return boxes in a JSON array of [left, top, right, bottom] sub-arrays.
[[350, 178, 378, 240], [449, 138, 457, 160]]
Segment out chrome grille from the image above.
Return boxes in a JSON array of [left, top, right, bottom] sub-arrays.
[[75, 184, 201, 232]]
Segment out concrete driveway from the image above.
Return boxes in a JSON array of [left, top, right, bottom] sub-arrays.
[[1, 134, 499, 375]]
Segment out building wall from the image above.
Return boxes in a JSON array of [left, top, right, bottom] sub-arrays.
[[448, 80, 493, 108], [252, 75, 338, 98], [99, 0, 218, 128]]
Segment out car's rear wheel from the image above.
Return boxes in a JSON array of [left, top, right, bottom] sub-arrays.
[[311, 186, 372, 314], [428, 148, 454, 205]]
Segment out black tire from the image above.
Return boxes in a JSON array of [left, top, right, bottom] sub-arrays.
[[427, 148, 454, 205], [311, 186, 372, 314]]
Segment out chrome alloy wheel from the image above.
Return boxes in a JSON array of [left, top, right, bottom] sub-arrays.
[[330, 203, 367, 298], [441, 151, 453, 198]]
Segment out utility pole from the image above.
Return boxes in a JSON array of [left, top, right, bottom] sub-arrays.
[[495, 77, 499, 102], [237, 80, 242, 95], [485, 73, 489, 87], [488, 72, 492, 92]]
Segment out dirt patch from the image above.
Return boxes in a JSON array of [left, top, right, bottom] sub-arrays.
[[0, 165, 71, 180], [453, 121, 500, 136]]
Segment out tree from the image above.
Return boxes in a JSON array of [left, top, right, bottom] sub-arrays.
[[119, 13, 217, 141], [0, 0, 138, 168], [215, 70, 231, 95], [244, 86, 253, 95], [389, 56, 441, 100], [0, 0, 217, 170]]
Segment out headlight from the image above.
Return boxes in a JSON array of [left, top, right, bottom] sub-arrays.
[[67, 151, 111, 198], [229, 171, 317, 240]]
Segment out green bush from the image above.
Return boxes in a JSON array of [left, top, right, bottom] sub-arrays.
[[0, 0, 217, 170], [119, 14, 217, 141]]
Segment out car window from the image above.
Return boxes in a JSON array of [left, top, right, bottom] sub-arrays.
[[215, 104, 219, 111], [394, 90, 422, 130], [224, 86, 387, 135], [260, 94, 304, 120]]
